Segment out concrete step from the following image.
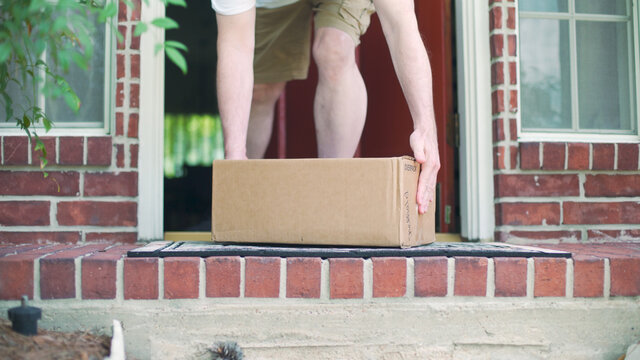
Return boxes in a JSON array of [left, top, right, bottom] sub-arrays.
[[0, 241, 639, 359]]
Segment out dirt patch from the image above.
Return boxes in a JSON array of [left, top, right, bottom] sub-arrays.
[[0, 318, 110, 360]]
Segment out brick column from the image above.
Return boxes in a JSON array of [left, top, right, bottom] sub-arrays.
[[490, 0, 640, 244]]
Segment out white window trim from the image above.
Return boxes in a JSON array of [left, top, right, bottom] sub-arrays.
[[516, 0, 640, 142], [138, 0, 165, 241], [0, 4, 116, 136], [518, 132, 640, 143], [455, 0, 495, 242]]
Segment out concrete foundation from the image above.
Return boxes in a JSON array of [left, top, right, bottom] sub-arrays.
[[1, 298, 639, 359]]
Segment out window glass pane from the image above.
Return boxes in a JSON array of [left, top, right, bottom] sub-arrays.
[[45, 18, 106, 125], [575, 1, 627, 16], [519, 0, 568, 13], [520, 18, 572, 130], [576, 21, 633, 130], [0, 63, 36, 124]]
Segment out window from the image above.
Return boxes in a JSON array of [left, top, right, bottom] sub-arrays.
[[0, 11, 114, 134], [518, 0, 639, 140]]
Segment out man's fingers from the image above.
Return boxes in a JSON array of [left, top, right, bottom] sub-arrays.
[[417, 154, 440, 214], [420, 188, 434, 213], [417, 166, 435, 214], [410, 130, 440, 213], [416, 171, 426, 211]]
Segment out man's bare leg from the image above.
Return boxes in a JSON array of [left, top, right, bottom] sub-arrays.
[[246, 82, 286, 159], [216, 9, 255, 160], [312, 27, 367, 158]]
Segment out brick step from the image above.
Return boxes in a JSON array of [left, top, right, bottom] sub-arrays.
[[1, 242, 639, 301]]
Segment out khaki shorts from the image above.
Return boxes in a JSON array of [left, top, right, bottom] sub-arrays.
[[254, 0, 376, 84]]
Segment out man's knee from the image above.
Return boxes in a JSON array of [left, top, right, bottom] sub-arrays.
[[252, 82, 286, 105], [312, 28, 356, 78]]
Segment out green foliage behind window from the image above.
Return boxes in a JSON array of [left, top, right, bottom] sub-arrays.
[[164, 113, 223, 178]]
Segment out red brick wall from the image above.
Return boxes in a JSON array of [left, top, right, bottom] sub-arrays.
[[0, 0, 141, 245], [489, 0, 640, 243], [3, 243, 640, 301]]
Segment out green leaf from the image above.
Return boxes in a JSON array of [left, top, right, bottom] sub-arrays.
[[75, 30, 93, 57], [42, 116, 52, 132], [0, 42, 11, 64], [34, 39, 46, 57], [27, 1, 41, 13], [22, 114, 31, 129], [114, 26, 124, 44], [71, 52, 89, 70], [52, 16, 68, 33], [151, 17, 179, 30], [165, 0, 187, 7], [165, 47, 187, 74], [165, 40, 187, 52], [133, 22, 148, 37], [63, 91, 81, 112], [154, 43, 164, 55], [98, 3, 117, 22], [34, 137, 46, 154], [56, 49, 72, 71]]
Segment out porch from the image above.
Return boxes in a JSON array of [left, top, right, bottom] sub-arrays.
[[0, 241, 638, 359]]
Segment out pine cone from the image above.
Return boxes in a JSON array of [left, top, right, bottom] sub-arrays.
[[209, 341, 243, 360]]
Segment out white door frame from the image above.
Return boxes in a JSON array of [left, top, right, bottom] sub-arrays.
[[455, 0, 495, 242], [137, 2, 497, 242], [138, 1, 165, 241]]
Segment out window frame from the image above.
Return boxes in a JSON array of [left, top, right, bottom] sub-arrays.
[[0, 7, 116, 136], [517, 0, 640, 143]]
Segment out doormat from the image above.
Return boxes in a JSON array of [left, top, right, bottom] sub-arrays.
[[127, 241, 571, 259]]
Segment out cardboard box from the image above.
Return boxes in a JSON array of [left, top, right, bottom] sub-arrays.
[[211, 156, 435, 248]]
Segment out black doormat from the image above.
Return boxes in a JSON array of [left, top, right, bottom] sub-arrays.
[[127, 241, 571, 259]]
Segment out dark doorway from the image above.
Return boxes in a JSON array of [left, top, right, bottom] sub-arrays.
[[163, 1, 219, 232], [163, 0, 460, 235]]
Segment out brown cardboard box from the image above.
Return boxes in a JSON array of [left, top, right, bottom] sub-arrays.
[[211, 156, 435, 248]]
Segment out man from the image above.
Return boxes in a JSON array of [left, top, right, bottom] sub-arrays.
[[215, 0, 440, 214]]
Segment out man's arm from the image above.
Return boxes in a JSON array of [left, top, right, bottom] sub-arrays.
[[216, 9, 256, 159], [372, 0, 440, 214]]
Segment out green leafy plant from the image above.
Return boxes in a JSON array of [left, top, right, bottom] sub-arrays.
[[0, 0, 187, 171], [134, 0, 187, 74]]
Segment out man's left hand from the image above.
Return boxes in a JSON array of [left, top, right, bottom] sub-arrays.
[[410, 129, 441, 214]]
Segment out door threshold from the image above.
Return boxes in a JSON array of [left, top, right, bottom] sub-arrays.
[[164, 232, 462, 243]]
